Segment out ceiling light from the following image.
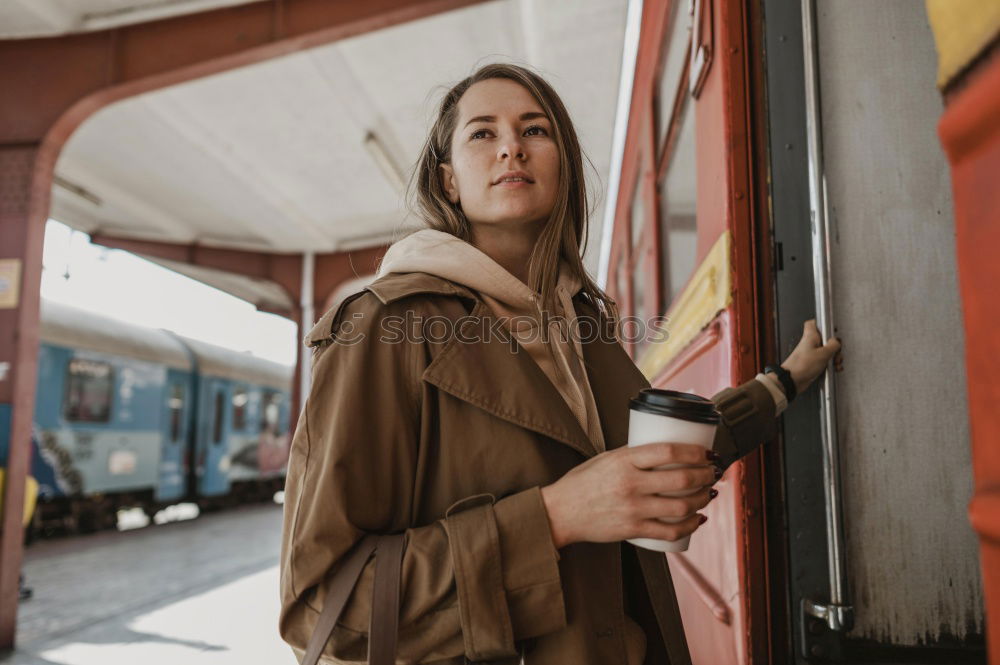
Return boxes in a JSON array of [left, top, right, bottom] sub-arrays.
[[363, 131, 406, 195], [54, 175, 102, 206]]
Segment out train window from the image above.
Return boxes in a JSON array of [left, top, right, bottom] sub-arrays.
[[231, 388, 248, 431], [630, 172, 646, 251], [657, 98, 698, 307], [614, 254, 625, 310], [212, 391, 224, 444], [626, 178, 651, 333], [654, 2, 692, 149], [261, 391, 285, 436], [63, 358, 113, 423], [168, 384, 184, 442]]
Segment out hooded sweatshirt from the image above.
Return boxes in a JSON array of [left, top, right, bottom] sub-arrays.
[[375, 228, 607, 452]]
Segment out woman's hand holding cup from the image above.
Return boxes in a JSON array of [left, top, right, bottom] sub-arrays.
[[539, 442, 720, 550]]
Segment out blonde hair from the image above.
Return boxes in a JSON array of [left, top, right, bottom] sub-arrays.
[[409, 63, 618, 323]]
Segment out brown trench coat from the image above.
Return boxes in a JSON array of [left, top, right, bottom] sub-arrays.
[[278, 271, 778, 664]]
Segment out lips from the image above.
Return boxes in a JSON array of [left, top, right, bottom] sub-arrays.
[[493, 171, 534, 185]]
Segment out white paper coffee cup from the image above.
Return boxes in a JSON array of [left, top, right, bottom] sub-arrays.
[[626, 389, 720, 553]]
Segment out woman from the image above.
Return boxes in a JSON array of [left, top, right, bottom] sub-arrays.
[[279, 63, 840, 665]]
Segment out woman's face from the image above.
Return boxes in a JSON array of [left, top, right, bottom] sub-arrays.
[[439, 78, 560, 230]]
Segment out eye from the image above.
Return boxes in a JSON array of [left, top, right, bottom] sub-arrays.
[[470, 128, 492, 140], [525, 125, 549, 136]]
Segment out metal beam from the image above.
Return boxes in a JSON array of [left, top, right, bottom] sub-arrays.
[[89, 232, 303, 297], [87, 233, 387, 320]]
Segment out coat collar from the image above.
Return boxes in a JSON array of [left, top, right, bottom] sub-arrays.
[[366, 271, 481, 305], [359, 271, 650, 459], [304, 272, 473, 347]]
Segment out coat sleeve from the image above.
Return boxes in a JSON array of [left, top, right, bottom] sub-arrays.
[[710, 377, 779, 469], [278, 293, 566, 664]]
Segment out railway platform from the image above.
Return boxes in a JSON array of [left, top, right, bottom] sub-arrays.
[[2, 503, 293, 665]]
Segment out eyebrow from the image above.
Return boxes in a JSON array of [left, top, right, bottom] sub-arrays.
[[463, 111, 550, 128]]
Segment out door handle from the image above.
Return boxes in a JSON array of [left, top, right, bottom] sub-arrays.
[[799, 0, 853, 634]]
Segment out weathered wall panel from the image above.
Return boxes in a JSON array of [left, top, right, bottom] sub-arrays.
[[816, 0, 984, 645]]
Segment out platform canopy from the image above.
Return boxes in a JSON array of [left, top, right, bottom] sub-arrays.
[[2, 0, 628, 313]]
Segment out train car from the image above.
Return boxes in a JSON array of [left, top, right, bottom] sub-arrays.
[[179, 336, 292, 502], [29, 299, 292, 532], [603, 1, 987, 663]]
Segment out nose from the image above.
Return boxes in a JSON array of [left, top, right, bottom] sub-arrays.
[[497, 135, 526, 162]]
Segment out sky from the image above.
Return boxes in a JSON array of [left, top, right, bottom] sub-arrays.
[[40, 219, 298, 366]]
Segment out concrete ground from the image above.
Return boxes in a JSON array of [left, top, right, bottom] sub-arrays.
[[2, 502, 295, 665]]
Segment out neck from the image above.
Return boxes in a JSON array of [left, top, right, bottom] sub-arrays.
[[470, 220, 546, 286]]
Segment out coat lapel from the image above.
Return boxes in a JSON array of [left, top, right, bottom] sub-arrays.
[[422, 295, 653, 459], [423, 299, 599, 459], [367, 271, 651, 460]]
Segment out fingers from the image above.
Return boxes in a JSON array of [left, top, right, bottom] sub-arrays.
[[802, 319, 821, 345], [634, 465, 718, 494], [635, 511, 706, 542], [628, 442, 716, 470], [634, 487, 715, 519]]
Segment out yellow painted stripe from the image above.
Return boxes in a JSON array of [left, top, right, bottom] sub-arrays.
[[0, 470, 38, 528], [926, 0, 1000, 89], [637, 231, 732, 380]]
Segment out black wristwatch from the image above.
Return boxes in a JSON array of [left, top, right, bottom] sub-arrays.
[[764, 364, 797, 402]]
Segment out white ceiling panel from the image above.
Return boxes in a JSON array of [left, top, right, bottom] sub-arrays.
[[44, 0, 628, 308]]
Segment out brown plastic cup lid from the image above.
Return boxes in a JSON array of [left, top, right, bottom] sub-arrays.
[[629, 388, 721, 425]]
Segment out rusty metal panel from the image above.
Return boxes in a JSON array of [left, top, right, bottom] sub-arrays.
[[938, 43, 1000, 665], [816, 0, 984, 645]]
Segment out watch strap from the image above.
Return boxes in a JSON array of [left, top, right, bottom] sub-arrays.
[[764, 364, 797, 402]]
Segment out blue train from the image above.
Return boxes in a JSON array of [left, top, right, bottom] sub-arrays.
[[12, 299, 293, 533]]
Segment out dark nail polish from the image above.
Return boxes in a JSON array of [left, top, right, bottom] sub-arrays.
[[698, 514, 708, 525], [714, 466, 724, 480], [709, 489, 719, 500], [706, 450, 722, 463]]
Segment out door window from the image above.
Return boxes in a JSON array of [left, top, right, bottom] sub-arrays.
[[260, 391, 285, 436], [658, 99, 698, 306], [212, 390, 225, 444], [168, 383, 184, 442], [655, 2, 692, 147], [64, 358, 113, 423], [232, 387, 248, 431]]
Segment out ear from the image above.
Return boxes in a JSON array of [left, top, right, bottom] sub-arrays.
[[438, 163, 460, 204]]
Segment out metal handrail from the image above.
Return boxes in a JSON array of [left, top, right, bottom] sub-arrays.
[[800, 0, 853, 632]]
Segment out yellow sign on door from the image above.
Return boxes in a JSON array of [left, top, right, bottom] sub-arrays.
[[0, 259, 22, 309]]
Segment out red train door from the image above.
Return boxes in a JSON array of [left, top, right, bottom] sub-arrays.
[[605, 0, 769, 663]]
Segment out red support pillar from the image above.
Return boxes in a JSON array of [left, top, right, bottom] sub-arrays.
[[938, 49, 1000, 663], [0, 142, 53, 647]]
